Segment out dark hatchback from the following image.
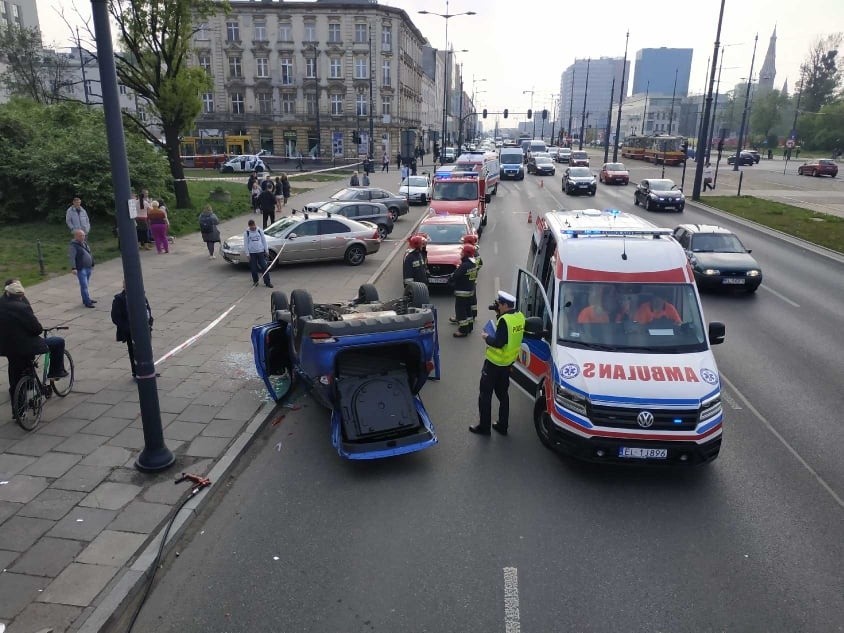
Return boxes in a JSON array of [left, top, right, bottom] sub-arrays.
[[634, 178, 685, 212], [672, 224, 763, 293], [562, 166, 597, 196]]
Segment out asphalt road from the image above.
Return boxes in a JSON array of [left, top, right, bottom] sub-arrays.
[[129, 155, 844, 633]]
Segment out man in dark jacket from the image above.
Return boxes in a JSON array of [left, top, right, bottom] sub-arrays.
[[257, 182, 277, 229], [111, 281, 154, 379], [402, 235, 428, 286], [69, 230, 95, 308], [0, 280, 66, 413], [450, 243, 478, 337]]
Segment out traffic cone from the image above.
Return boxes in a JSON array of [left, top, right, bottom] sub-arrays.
[[539, 179, 544, 189], [527, 211, 533, 224]]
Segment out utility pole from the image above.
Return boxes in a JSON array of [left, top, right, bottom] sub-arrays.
[[667, 68, 678, 136], [707, 47, 724, 162], [523, 88, 535, 138], [309, 44, 321, 158], [567, 68, 575, 145], [604, 77, 615, 163], [457, 76, 465, 149], [579, 58, 590, 150], [549, 95, 559, 145], [733, 33, 759, 171], [368, 25, 375, 159], [612, 30, 629, 161], [783, 75, 804, 174], [641, 80, 649, 134]]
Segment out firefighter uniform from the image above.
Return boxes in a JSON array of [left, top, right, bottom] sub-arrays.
[[469, 252, 483, 320], [451, 246, 477, 337], [403, 249, 428, 285]]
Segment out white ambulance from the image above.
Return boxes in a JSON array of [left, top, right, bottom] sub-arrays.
[[513, 209, 726, 464]]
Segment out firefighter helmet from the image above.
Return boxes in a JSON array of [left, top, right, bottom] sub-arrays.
[[461, 243, 476, 258], [408, 235, 425, 249], [462, 234, 478, 245]]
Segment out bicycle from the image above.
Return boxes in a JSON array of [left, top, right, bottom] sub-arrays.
[[12, 326, 75, 431]]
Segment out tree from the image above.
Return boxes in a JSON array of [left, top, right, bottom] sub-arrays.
[[798, 99, 844, 151], [750, 89, 787, 142], [0, 25, 74, 103], [799, 34, 843, 114], [89, 0, 229, 209]]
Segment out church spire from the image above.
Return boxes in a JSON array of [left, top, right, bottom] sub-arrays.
[[758, 26, 777, 92]]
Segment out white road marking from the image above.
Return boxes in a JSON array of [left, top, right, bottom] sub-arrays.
[[760, 284, 800, 307], [503, 567, 521, 633], [494, 241, 499, 255], [494, 277, 500, 293], [720, 373, 844, 510]]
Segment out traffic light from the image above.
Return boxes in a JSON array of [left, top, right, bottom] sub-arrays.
[[542, 109, 548, 120], [482, 108, 487, 119], [527, 109, 532, 119], [503, 108, 508, 119]]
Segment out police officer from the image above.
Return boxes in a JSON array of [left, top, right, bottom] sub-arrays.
[[403, 235, 428, 286], [451, 243, 478, 338], [469, 290, 525, 436]]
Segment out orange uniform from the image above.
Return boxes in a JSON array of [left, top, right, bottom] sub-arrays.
[[634, 301, 681, 324]]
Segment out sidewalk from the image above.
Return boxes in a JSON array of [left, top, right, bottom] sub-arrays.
[[0, 168, 415, 633]]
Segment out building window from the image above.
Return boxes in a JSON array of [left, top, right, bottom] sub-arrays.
[[382, 95, 392, 116], [226, 21, 239, 42], [329, 57, 341, 79], [256, 57, 269, 78], [382, 25, 392, 51], [137, 104, 147, 122], [228, 56, 242, 78], [305, 56, 316, 79], [281, 93, 295, 115], [355, 24, 367, 44], [280, 58, 293, 85], [118, 83, 127, 95], [305, 93, 317, 116], [354, 57, 367, 79], [231, 92, 244, 114], [304, 21, 316, 43], [257, 92, 272, 114], [202, 92, 214, 113], [356, 94, 368, 116], [328, 23, 341, 44], [198, 53, 211, 74], [382, 60, 391, 86], [331, 94, 343, 115], [278, 22, 292, 42], [254, 22, 267, 42], [84, 79, 94, 95], [195, 23, 209, 41]]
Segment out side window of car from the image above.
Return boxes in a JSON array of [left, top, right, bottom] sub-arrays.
[[294, 221, 319, 237], [335, 205, 354, 218], [372, 190, 387, 200], [318, 219, 351, 235], [353, 190, 368, 200], [677, 230, 691, 250]]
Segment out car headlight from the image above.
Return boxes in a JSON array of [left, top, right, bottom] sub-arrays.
[[746, 270, 761, 277], [699, 395, 722, 422], [554, 384, 588, 416], [702, 268, 721, 276], [650, 193, 659, 199]]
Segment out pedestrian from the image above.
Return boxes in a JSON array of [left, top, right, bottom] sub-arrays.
[[261, 173, 273, 191], [147, 200, 170, 253], [110, 280, 155, 379], [450, 243, 478, 338], [402, 235, 428, 286], [469, 290, 526, 436], [198, 204, 221, 258], [274, 176, 284, 214], [349, 171, 360, 186], [280, 173, 291, 210], [796, 147, 801, 159], [382, 151, 389, 172], [703, 162, 715, 191], [361, 171, 370, 186], [258, 181, 277, 229], [251, 179, 262, 212], [411, 158, 418, 176], [247, 170, 258, 194], [296, 152, 304, 171], [65, 196, 91, 235], [68, 229, 96, 308], [136, 189, 153, 250], [400, 163, 410, 181], [244, 219, 273, 288], [0, 280, 68, 415]]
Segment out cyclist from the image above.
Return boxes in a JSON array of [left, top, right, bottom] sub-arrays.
[[0, 280, 67, 413]]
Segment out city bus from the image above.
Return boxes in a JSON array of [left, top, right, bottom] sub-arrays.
[[180, 134, 253, 168], [621, 135, 649, 161]]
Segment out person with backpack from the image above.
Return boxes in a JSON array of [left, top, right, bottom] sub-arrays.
[[111, 279, 156, 379], [244, 219, 273, 288], [198, 205, 221, 258]]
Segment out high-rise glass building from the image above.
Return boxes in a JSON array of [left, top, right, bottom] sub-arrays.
[[632, 48, 693, 96]]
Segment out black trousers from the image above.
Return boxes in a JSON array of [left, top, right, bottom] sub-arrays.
[[478, 359, 511, 430], [7, 355, 30, 409], [455, 295, 474, 334], [249, 252, 271, 285], [262, 209, 275, 229], [126, 338, 136, 376]]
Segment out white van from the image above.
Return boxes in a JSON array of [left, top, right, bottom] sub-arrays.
[[512, 209, 726, 464]]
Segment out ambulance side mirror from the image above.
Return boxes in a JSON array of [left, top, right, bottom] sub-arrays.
[[524, 316, 545, 339], [708, 321, 726, 345]]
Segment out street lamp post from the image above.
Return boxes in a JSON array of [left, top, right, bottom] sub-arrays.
[[612, 30, 629, 162], [641, 80, 649, 134], [733, 33, 759, 171], [549, 94, 559, 145], [523, 89, 535, 138], [579, 58, 590, 150], [604, 77, 615, 162], [707, 48, 725, 163], [308, 44, 322, 158], [567, 68, 575, 145]]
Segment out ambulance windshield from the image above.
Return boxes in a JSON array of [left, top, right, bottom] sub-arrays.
[[556, 282, 708, 353]]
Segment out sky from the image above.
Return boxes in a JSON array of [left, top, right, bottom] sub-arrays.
[[35, 0, 844, 125]]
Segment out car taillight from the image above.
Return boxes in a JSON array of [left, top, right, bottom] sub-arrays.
[[372, 229, 380, 239], [426, 360, 435, 373], [309, 332, 337, 343]]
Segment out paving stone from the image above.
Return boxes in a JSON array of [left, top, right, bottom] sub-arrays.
[[156, 395, 193, 415], [0, 475, 49, 503], [0, 436, 14, 452], [59, 401, 111, 421], [6, 433, 66, 457], [76, 530, 146, 567], [0, 515, 55, 551], [0, 548, 20, 570], [41, 418, 89, 437], [202, 418, 246, 438], [105, 467, 144, 485], [215, 391, 262, 420], [104, 401, 141, 420], [79, 482, 142, 511], [108, 426, 145, 449], [47, 507, 117, 541], [38, 563, 119, 607], [9, 537, 84, 577], [17, 489, 86, 521], [143, 478, 193, 505], [52, 465, 111, 492], [53, 433, 108, 455], [0, 500, 21, 525], [5, 602, 83, 633], [80, 416, 133, 437], [80, 445, 132, 468], [185, 435, 231, 458], [163, 421, 204, 441], [40, 395, 88, 423], [0, 453, 37, 476], [0, 571, 47, 619], [21, 452, 82, 478], [107, 500, 170, 534], [176, 404, 218, 424], [86, 389, 132, 405], [0, 421, 32, 441]]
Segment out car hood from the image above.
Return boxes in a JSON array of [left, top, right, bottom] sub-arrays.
[[649, 190, 684, 198], [423, 243, 463, 264], [569, 175, 595, 183], [692, 251, 759, 270], [224, 235, 244, 248]]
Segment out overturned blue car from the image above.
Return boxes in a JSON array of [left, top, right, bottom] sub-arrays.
[[251, 282, 440, 460]]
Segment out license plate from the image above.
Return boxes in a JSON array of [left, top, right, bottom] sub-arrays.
[[664, 206, 675, 210], [618, 447, 668, 459], [578, 184, 588, 188], [428, 277, 448, 284], [723, 278, 746, 285]]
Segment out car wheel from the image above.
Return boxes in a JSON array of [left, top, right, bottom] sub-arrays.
[[267, 249, 279, 269], [590, 189, 596, 196], [289, 289, 314, 349], [377, 225, 389, 240], [677, 205, 685, 213], [357, 284, 379, 304], [404, 281, 430, 308], [746, 285, 759, 294], [221, 166, 233, 173], [813, 169, 819, 177], [534, 405, 554, 450], [420, 194, 427, 205], [270, 290, 289, 320], [492, 184, 498, 196], [344, 244, 366, 266], [644, 198, 652, 211], [388, 208, 399, 222], [633, 194, 639, 206]]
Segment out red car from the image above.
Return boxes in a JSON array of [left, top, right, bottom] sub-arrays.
[[599, 162, 630, 185], [797, 159, 838, 177], [412, 213, 476, 287]]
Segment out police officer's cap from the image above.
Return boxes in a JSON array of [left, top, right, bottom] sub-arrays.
[[497, 290, 516, 305]]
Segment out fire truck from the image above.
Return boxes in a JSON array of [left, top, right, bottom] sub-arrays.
[[429, 167, 487, 235]]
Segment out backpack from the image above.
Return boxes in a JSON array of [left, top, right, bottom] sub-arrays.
[[199, 214, 213, 233]]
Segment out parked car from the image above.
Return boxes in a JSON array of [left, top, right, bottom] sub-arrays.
[[547, 147, 560, 161], [412, 213, 477, 288], [727, 151, 755, 166], [562, 166, 597, 196], [313, 200, 393, 240], [399, 174, 433, 204], [304, 187, 409, 221], [556, 147, 572, 163], [599, 162, 630, 185], [672, 224, 762, 293], [746, 149, 761, 163], [797, 159, 838, 177], [221, 213, 381, 268], [633, 178, 685, 212], [527, 155, 556, 175], [219, 151, 270, 173], [441, 147, 457, 163], [569, 150, 590, 167]]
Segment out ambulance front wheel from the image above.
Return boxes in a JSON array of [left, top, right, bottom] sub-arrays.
[[534, 399, 554, 449]]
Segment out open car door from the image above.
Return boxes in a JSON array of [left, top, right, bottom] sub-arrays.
[[511, 268, 554, 400], [251, 322, 295, 402]]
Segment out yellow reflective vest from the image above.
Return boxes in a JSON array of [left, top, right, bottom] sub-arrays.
[[485, 311, 526, 366]]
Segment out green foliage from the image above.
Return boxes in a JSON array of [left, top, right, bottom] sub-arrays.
[[750, 90, 787, 140], [797, 99, 844, 150], [0, 99, 170, 224], [0, 24, 74, 103], [800, 34, 843, 113]]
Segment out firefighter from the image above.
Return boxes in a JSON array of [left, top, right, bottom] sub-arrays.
[[462, 234, 482, 321], [403, 235, 428, 286], [451, 243, 478, 338]]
